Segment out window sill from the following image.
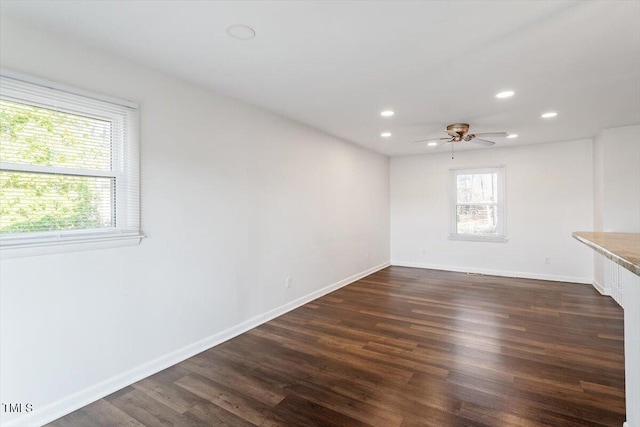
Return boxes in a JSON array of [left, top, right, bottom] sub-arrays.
[[0, 232, 144, 259], [449, 234, 508, 243]]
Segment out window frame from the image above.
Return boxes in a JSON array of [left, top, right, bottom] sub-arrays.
[[449, 166, 507, 243], [0, 70, 142, 255]]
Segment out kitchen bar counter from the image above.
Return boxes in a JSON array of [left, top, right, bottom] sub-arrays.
[[572, 231, 640, 427], [572, 231, 640, 276]]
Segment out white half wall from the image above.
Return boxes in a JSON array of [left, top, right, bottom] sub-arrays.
[[390, 139, 594, 283], [0, 16, 390, 427]]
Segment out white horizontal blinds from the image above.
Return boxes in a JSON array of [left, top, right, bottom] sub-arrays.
[[114, 102, 140, 234], [0, 74, 139, 241], [0, 172, 114, 232], [0, 99, 112, 171]]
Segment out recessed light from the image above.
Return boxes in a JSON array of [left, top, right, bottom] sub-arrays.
[[541, 112, 558, 118], [380, 110, 395, 117], [226, 24, 256, 40], [427, 142, 438, 146], [495, 91, 515, 99], [380, 132, 392, 137], [507, 134, 518, 139]]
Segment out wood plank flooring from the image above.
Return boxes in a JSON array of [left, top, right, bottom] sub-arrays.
[[48, 267, 626, 426]]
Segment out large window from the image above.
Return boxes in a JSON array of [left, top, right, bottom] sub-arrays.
[[450, 167, 506, 242], [0, 73, 140, 250]]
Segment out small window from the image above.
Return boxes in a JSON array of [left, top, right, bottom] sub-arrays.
[[450, 167, 506, 242], [0, 73, 141, 250]]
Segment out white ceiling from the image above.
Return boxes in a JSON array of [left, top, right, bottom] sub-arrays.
[[2, 1, 639, 156]]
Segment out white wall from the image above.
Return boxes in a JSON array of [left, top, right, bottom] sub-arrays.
[[0, 16, 390, 426], [592, 124, 640, 292], [391, 139, 594, 283], [593, 131, 606, 287], [599, 125, 640, 232]]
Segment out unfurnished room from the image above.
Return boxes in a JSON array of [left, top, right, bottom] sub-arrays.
[[0, 1, 639, 426]]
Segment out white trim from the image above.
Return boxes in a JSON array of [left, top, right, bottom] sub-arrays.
[[0, 68, 138, 108], [1, 261, 391, 427], [0, 230, 144, 249], [0, 233, 144, 259], [0, 162, 117, 179], [449, 165, 506, 171], [390, 260, 592, 284], [591, 278, 609, 295], [448, 234, 508, 243]]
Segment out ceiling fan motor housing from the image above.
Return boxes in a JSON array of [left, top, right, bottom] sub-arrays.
[[411, 123, 504, 146], [447, 123, 470, 141], [446, 123, 470, 134]]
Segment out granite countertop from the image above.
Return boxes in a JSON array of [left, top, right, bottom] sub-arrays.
[[572, 232, 640, 276]]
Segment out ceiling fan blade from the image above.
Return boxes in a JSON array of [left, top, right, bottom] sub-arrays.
[[473, 132, 508, 137], [471, 138, 495, 146], [411, 137, 450, 144], [432, 141, 450, 151]]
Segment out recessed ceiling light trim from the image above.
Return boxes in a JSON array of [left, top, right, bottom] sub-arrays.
[[541, 112, 558, 118], [380, 132, 392, 138], [226, 24, 256, 40], [495, 91, 515, 99], [380, 110, 395, 117], [427, 142, 438, 146], [507, 134, 518, 139]]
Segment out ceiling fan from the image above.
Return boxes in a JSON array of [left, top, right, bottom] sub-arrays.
[[413, 123, 507, 157]]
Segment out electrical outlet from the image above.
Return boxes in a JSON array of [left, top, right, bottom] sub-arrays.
[[545, 257, 551, 264], [286, 277, 292, 288], [422, 249, 427, 255]]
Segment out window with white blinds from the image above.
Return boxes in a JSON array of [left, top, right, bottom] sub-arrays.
[[449, 167, 507, 242], [0, 73, 141, 249]]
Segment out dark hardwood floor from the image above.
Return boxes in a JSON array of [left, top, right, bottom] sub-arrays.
[[48, 267, 625, 427]]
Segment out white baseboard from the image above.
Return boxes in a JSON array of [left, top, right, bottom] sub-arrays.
[[591, 278, 610, 295], [4, 261, 390, 427], [390, 260, 592, 284]]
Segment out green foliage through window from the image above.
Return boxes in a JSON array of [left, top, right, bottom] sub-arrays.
[[0, 100, 114, 234]]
